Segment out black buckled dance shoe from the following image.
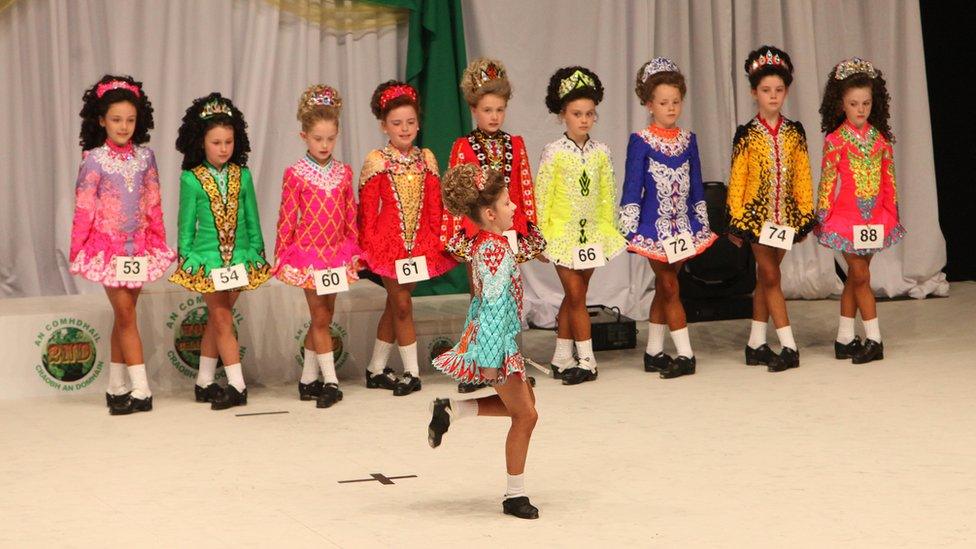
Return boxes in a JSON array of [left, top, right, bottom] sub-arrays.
[[211, 385, 247, 410], [852, 339, 884, 364], [458, 381, 488, 394], [194, 383, 222, 403], [316, 383, 343, 408], [835, 336, 863, 360], [502, 496, 539, 520], [643, 352, 673, 373], [427, 398, 451, 448], [366, 367, 399, 390], [105, 391, 130, 408], [660, 355, 696, 379], [745, 344, 777, 366], [767, 347, 800, 372], [299, 380, 324, 401], [560, 366, 598, 385], [393, 373, 422, 396], [109, 394, 153, 415]]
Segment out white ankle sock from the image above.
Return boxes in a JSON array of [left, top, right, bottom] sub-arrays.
[[449, 398, 478, 420], [863, 318, 881, 342], [646, 322, 666, 355], [224, 363, 246, 392], [836, 316, 855, 344], [670, 327, 694, 358], [196, 355, 218, 388], [317, 351, 338, 385], [108, 362, 129, 395], [551, 337, 574, 367], [776, 326, 797, 351], [575, 339, 596, 369], [505, 473, 526, 498], [128, 364, 151, 399], [748, 320, 767, 349], [300, 347, 319, 384], [399, 342, 419, 377], [367, 339, 394, 374]]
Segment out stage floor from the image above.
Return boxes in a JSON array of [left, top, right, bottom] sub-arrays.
[[2, 283, 975, 548]]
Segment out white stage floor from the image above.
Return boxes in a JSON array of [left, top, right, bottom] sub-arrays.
[[2, 283, 975, 548]]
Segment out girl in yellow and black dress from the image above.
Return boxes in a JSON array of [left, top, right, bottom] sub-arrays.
[[726, 46, 815, 372]]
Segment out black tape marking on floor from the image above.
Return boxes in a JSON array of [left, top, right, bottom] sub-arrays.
[[235, 411, 290, 417], [338, 473, 418, 485]]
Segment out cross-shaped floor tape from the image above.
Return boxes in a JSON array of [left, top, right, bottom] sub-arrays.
[[338, 473, 418, 485]]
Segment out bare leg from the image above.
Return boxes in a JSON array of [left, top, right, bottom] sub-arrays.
[[382, 277, 418, 345], [752, 244, 790, 329], [104, 287, 143, 365], [843, 253, 877, 321], [202, 292, 241, 365], [303, 290, 336, 353], [555, 266, 594, 341], [648, 259, 686, 330]]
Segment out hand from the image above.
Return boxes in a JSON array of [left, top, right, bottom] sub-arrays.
[[536, 255, 550, 264], [728, 234, 743, 248]]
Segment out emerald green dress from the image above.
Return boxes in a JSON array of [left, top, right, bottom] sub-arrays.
[[169, 162, 271, 292]]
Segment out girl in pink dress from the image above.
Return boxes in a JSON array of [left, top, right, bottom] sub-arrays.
[[70, 74, 176, 415], [273, 84, 361, 408], [815, 58, 904, 365]]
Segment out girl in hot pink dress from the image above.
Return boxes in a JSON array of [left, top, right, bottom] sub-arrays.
[[70, 74, 175, 415], [815, 58, 904, 365], [273, 84, 361, 408]]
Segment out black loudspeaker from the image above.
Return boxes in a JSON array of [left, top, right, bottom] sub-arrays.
[[678, 181, 756, 322], [587, 305, 637, 351]]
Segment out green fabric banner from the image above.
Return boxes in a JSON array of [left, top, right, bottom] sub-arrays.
[[367, 0, 471, 295]]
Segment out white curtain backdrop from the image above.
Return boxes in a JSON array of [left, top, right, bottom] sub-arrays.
[[0, 0, 407, 297], [462, 0, 948, 327], [1, 0, 947, 317]]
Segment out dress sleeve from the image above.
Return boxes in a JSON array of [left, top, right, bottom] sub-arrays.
[[473, 240, 518, 368], [69, 155, 100, 261], [357, 168, 382, 253], [273, 168, 299, 264], [881, 140, 900, 219], [241, 168, 266, 256], [142, 150, 169, 250], [726, 126, 750, 222], [618, 133, 645, 236], [791, 123, 815, 218], [425, 168, 445, 246], [514, 137, 537, 225], [175, 171, 199, 264], [342, 164, 360, 252], [534, 144, 557, 229], [816, 137, 841, 223], [596, 145, 618, 233], [688, 134, 709, 229]]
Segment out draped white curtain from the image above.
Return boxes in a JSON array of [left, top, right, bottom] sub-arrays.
[[0, 0, 406, 297], [462, 0, 948, 326], [0, 0, 947, 314]]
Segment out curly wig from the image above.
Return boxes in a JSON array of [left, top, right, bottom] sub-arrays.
[[441, 164, 507, 222], [460, 57, 512, 107], [370, 80, 421, 121], [545, 66, 604, 114], [297, 84, 342, 132], [79, 74, 154, 151], [635, 68, 686, 105], [819, 66, 894, 142], [175, 92, 251, 170], [744, 45, 794, 88]]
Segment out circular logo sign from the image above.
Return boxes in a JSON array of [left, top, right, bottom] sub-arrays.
[[34, 318, 104, 392]]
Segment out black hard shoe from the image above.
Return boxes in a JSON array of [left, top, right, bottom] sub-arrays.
[[561, 366, 598, 385], [316, 383, 343, 408], [745, 344, 777, 366], [502, 496, 539, 520], [643, 352, 673, 373], [835, 336, 863, 360], [109, 394, 152, 415], [299, 380, 325, 401], [660, 355, 696, 379], [768, 347, 800, 372], [549, 364, 566, 379], [194, 383, 222, 403], [211, 385, 247, 410], [528, 376, 536, 387], [427, 398, 451, 448], [366, 367, 399, 390], [105, 391, 130, 408], [458, 381, 488, 394], [393, 373, 422, 396], [852, 339, 884, 364]]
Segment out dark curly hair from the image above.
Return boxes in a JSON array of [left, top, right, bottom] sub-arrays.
[[635, 70, 686, 105], [744, 45, 794, 88], [175, 92, 251, 170], [441, 164, 507, 223], [370, 80, 421, 120], [819, 69, 894, 142], [545, 66, 604, 114], [79, 74, 154, 151]]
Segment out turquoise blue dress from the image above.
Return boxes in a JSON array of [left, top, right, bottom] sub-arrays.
[[432, 230, 526, 384]]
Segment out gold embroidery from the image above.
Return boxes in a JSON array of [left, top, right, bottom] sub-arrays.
[[192, 164, 242, 266]]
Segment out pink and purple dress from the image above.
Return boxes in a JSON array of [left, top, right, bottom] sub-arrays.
[[69, 140, 175, 287], [273, 155, 363, 288]]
